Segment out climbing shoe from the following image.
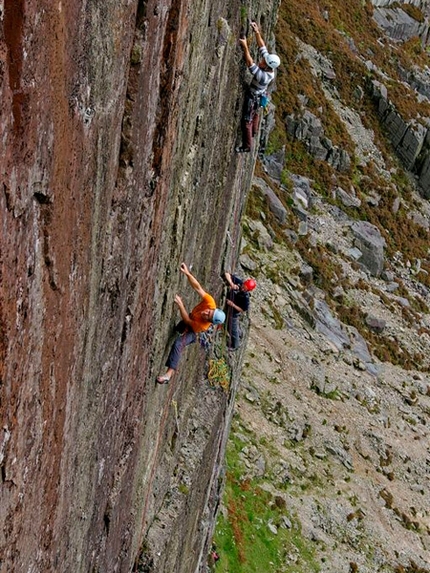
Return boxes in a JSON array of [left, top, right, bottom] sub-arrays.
[[235, 146, 250, 153], [157, 375, 171, 384]]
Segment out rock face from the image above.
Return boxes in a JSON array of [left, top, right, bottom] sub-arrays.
[[0, 1, 279, 572], [373, 4, 429, 43], [371, 80, 430, 196], [351, 221, 386, 277], [253, 177, 287, 224], [286, 110, 351, 173]]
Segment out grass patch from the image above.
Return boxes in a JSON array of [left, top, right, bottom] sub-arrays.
[[213, 424, 320, 573]]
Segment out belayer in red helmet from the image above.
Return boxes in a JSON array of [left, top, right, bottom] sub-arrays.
[[243, 278, 257, 291], [157, 263, 226, 384], [223, 272, 257, 350]]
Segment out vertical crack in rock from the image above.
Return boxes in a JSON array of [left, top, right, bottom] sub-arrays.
[[151, 0, 183, 191], [4, 0, 26, 135], [33, 190, 58, 291], [118, 0, 145, 171], [2, 183, 13, 212]]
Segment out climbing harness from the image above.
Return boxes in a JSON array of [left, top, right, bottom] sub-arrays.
[[243, 90, 260, 122], [198, 326, 214, 352]]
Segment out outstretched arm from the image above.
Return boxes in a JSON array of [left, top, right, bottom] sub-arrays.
[[180, 262, 207, 298], [250, 22, 265, 48], [227, 299, 244, 312], [238, 37, 253, 67], [224, 272, 239, 291], [174, 295, 192, 326]]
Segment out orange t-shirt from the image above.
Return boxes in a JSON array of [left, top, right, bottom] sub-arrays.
[[189, 293, 216, 333]]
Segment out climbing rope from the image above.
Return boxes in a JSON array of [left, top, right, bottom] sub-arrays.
[[208, 357, 231, 394]]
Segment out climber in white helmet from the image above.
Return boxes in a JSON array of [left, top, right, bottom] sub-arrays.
[[236, 21, 280, 153]]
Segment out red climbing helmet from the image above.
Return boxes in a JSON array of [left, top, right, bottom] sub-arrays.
[[243, 278, 257, 292]]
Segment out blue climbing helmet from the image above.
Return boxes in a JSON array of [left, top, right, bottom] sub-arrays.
[[212, 309, 226, 325]]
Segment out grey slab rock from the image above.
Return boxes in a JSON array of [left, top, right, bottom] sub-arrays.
[[307, 135, 329, 161], [259, 103, 277, 153], [248, 220, 274, 250], [371, 79, 430, 194], [313, 299, 350, 350], [299, 264, 314, 285], [327, 146, 351, 173], [289, 173, 313, 196], [287, 111, 351, 172], [373, 6, 428, 42], [327, 204, 352, 223], [293, 203, 309, 222], [365, 315, 387, 333], [391, 196, 400, 214], [397, 122, 427, 170], [351, 221, 386, 277], [298, 220, 308, 236], [336, 186, 361, 208], [410, 210, 430, 229], [419, 152, 430, 197], [398, 64, 430, 100], [311, 372, 338, 396], [263, 148, 286, 181], [292, 187, 310, 210], [267, 521, 278, 535], [348, 325, 374, 365], [348, 247, 363, 261], [325, 442, 354, 470], [281, 516, 292, 529], [240, 253, 258, 271], [385, 282, 400, 292], [253, 177, 287, 225]]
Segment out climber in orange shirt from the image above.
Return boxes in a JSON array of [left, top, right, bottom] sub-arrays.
[[157, 263, 226, 384]]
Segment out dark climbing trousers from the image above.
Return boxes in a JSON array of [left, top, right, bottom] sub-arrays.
[[227, 315, 240, 349], [241, 90, 260, 150], [166, 331, 197, 370]]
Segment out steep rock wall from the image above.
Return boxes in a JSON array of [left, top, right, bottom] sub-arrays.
[[0, 1, 279, 572], [371, 0, 430, 44]]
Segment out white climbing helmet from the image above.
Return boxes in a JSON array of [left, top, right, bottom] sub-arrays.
[[264, 53, 280, 69]]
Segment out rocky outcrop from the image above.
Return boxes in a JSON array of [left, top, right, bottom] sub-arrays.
[[286, 110, 352, 173], [373, 4, 429, 44], [0, 0, 279, 572], [370, 80, 430, 196], [351, 221, 386, 277], [252, 177, 287, 225]]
